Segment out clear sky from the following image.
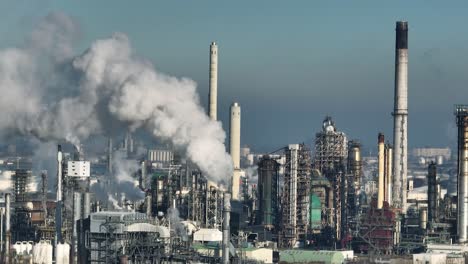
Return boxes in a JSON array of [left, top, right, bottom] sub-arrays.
[[1, 1, 467, 153]]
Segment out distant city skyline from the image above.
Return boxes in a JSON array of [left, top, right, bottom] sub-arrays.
[[1, 1, 467, 152]]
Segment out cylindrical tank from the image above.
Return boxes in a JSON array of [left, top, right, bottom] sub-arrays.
[[33, 240, 53, 264], [222, 193, 231, 264], [257, 155, 280, 227], [83, 192, 91, 218], [419, 208, 428, 230], [146, 194, 152, 217], [5, 193, 11, 259], [56, 242, 70, 264], [456, 109, 468, 242]]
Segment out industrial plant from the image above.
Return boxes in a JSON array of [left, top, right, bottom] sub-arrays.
[[0, 17, 467, 264]]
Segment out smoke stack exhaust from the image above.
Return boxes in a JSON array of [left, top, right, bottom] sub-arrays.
[[392, 21, 409, 213], [209, 42, 218, 121], [377, 133, 385, 209], [455, 105, 468, 243], [230, 102, 241, 200], [222, 193, 231, 264]]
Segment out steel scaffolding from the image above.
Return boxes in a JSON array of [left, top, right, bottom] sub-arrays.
[[280, 143, 311, 248]]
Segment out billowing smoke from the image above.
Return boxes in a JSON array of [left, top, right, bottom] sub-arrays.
[[112, 151, 144, 200], [0, 171, 13, 192], [245, 165, 258, 183], [0, 12, 233, 184]]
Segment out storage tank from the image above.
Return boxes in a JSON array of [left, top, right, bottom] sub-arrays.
[[33, 240, 53, 264], [56, 242, 70, 264], [419, 208, 428, 230]]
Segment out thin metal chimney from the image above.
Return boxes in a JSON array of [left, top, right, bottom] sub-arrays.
[[427, 162, 438, 223], [55, 145, 63, 244], [377, 133, 385, 209], [385, 144, 393, 203], [392, 21, 409, 213], [222, 193, 231, 264]]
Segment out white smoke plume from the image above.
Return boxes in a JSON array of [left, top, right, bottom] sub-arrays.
[[112, 151, 144, 200], [108, 194, 122, 210], [167, 208, 188, 241], [245, 165, 258, 183], [0, 171, 13, 192], [0, 12, 233, 184]]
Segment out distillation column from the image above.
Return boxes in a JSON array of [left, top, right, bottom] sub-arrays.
[[392, 21, 409, 214], [209, 42, 218, 121], [5, 193, 10, 263], [455, 105, 468, 243], [55, 145, 63, 245], [222, 193, 231, 264], [427, 162, 438, 223]]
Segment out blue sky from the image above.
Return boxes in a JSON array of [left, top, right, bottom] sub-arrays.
[[1, 1, 468, 153]]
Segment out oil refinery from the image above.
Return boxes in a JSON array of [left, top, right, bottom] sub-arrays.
[[0, 8, 467, 264]]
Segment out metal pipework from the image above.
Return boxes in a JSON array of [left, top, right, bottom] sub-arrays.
[[230, 102, 241, 200], [377, 133, 385, 209], [208, 42, 218, 121], [455, 105, 468, 243], [392, 21, 409, 213], [222, 193, 231, 264]]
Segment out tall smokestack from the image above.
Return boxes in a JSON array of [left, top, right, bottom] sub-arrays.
[[230, 102, 241, 200], [55, 145, 63, 244], [5, 193, 10, 261], [385, 144, 393, 203], [392, 21, 409, 213], [377, 133, 385, 209], [427, 162, 438, 223], [222, 193, 231, 264], [209, 42, 218, 121], [455, 105, 468, 243]]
